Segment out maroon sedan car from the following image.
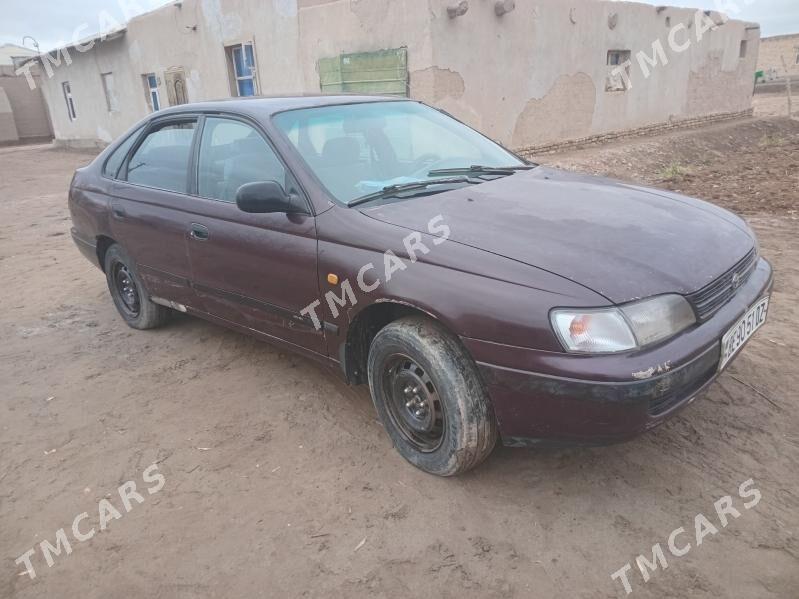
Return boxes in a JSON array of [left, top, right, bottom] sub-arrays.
[[68, 96, 773, 475]]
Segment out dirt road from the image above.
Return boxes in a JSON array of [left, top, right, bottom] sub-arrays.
[[1, 116, 797, 598]]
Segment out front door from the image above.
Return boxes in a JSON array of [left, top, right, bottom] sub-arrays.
[[185, 116, 325, 355]]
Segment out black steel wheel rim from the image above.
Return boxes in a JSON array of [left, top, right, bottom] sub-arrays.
[[113, 262, 140, 317], [381, 354, 445, 452]]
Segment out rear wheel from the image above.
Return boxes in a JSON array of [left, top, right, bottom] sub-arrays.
[[104, 244, 170, 330], [367, 316, 497, 476]]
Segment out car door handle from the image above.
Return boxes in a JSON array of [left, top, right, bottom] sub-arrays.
[[189, 223, 209, 241], [111, 203, 126, 219]]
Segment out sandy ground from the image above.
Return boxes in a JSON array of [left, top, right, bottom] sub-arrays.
[[1, 114, 798, 599]]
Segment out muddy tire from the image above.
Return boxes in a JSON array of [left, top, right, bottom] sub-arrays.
[[367, 316, 497, 476], [104, 244, 170, 330]]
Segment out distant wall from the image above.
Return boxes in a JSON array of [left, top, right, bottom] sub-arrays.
[[757, 33, 799, 78], [0, 65, 53, 141], [0, 87, 19, 144], [36, 0, 760, 151], [0, 65, 53, 143], [38, 0, 304, 147]]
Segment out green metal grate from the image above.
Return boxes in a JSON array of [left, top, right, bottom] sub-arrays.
[[319, 47, 408, 96]]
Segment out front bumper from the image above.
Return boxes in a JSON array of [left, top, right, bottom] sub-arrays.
[[465, 258, 774, 447]]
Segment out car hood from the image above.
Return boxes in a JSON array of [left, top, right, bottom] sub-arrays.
[[359, 167, 755, 304]]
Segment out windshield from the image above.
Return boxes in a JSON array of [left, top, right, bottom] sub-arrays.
[[272, 101, 525, 204]]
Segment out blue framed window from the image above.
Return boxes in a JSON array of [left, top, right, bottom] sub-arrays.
[[144, 73, 160, 112], [228, 43, 257, 97]]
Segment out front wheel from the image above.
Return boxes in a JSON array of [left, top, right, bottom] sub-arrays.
[[104, 244, 170, 330], [367, 316, 497, 476]]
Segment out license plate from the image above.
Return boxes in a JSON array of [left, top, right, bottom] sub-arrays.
[[719, 296, 769, 371]]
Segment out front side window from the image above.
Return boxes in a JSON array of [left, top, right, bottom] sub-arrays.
[[273, 101, 522, 204], [197, 117, 286, 202], [125, 120, 197, 193], [62, 81, 76, 120]]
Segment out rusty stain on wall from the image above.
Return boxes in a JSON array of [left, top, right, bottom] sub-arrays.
[[410, 66, 465, 102], [512, 73, 596, 147]]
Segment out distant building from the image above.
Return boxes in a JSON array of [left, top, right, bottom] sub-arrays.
[[0, 43, 53, 145], [757, 33, 799, 81], [26, 0, 760, 151]]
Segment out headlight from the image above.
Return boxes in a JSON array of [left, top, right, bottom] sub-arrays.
[[551, 295, 696, 354], [551, 309, 636, 353], [620, 294, 696, 347]]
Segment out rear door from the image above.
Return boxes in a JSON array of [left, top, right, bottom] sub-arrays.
[[185, 115, 325, 354], [109, 116, 199, 308]]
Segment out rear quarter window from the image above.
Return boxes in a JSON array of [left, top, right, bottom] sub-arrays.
[[102, 128, 142, 179]]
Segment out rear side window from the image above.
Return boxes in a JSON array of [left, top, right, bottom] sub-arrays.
[[103, 129, 141, 179], [197, 117, 286, 202], [125, 120, 197, 194]]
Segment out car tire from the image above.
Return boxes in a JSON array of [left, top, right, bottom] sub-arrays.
[[367, 316, 497, 476], [104, 244, 170, 330]]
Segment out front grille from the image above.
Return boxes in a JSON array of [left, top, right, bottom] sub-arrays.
[[686, 247, 758, 321]]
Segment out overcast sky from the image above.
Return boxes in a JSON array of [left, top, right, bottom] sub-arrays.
[[620, 0, 799, 36], [1, 0, 796, 53], [0, 0, 171, 52]]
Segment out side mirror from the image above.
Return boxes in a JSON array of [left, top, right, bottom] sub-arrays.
[[236, 181, 301, 214]]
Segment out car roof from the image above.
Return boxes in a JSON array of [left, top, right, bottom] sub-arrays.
[[154, 94, 409, 119]]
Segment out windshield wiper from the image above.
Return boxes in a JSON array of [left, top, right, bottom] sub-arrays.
[[347, 176, 480, 207], [428, 164, 537, 177]]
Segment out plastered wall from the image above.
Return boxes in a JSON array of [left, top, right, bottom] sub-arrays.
[[36, 0, 760, 150], [0, 87, 19, 143], [423, 0, 759, 148]]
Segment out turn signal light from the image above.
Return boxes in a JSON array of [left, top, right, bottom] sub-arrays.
[[569, 315, 590, 337]]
